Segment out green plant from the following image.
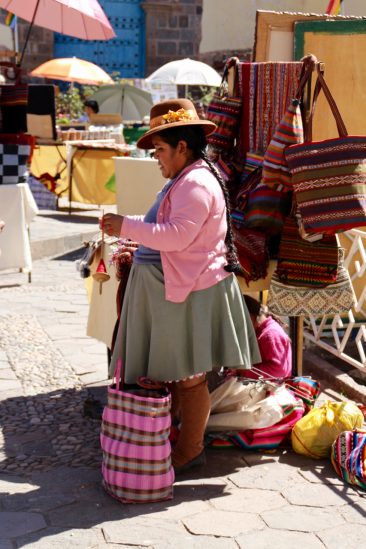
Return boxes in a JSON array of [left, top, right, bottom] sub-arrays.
[[56, 86, 84, 121]]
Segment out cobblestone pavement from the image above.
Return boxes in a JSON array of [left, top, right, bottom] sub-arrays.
[[0, 252, 366, 549]]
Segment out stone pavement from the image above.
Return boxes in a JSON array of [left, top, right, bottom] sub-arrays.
[[0, 209, 365, 548]]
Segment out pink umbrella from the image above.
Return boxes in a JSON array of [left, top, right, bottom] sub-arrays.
[[0, 0, 116, 64]]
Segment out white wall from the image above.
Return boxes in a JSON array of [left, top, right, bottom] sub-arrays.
[[200, 0, 366, 53]]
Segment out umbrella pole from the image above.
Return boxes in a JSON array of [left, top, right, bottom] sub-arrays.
[[19, 0, 41, 67]]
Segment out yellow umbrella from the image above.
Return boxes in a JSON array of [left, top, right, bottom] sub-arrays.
[[30, 57, 113, 85]]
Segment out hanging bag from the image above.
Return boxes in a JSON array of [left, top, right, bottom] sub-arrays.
[[100, 359, 174, 503], [267, 246, 356, 317], [275, 214, 339, 287], [206, 57, 242, 153], [262, 55, 317, 191], [331, 429, 366, 490], [232, 166, 292, 235], [285, 65, 366, 235]]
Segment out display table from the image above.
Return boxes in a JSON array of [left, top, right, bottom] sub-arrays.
[[30, 142, 134, 210], [30, 143, 68, 197], [0, 183, 39, 276]]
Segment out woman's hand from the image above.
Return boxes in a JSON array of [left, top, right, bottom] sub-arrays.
[[114, 241, 139, 265], [100, 213, 124, 237]]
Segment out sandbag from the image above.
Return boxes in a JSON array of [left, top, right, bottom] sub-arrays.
[[291, 400, 364, 459]]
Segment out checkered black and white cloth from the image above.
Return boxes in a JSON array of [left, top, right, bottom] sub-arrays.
[[0, 143, 31, 184]]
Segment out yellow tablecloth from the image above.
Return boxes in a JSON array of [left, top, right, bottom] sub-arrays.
[[68, 147, 119, 205], [30, 144, 68, 196], [31, 143, 125, 206]]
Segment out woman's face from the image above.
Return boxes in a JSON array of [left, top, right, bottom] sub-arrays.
[[151, 135, 188, 179]]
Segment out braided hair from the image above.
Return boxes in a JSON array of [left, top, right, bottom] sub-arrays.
[[155, 125, 243, 274]]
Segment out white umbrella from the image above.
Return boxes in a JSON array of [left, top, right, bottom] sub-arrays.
[[146, 58, 221, 87], [90, 83, 153, 121]]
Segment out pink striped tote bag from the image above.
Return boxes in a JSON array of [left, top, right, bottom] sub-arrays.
[[100, 359, 174, 503]]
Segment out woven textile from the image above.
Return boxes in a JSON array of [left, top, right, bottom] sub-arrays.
[[267, 262, 355, 317], [100, 360, 174, 503], [207, 58, 242, 153], [331, 430, 366, 490], [233, 227, 268, 284], [206, 95, 242, 152], [285, 68, 366, 235], [262, 99, 304, 191], [285, 376, 320, 411], [285, 136, 366, 234], [276, 216, 339, 287], [235, 62, 303, 161], [0, 84, 28, 106], [233, 167, 291, 235], [229, 398, 305, 450]]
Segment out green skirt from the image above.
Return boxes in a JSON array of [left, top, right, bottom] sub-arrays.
[[109, 264, 261, 383]]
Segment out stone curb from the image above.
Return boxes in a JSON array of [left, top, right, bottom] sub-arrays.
[[30, 229, 97, 261], [303, 349, 366, 405]]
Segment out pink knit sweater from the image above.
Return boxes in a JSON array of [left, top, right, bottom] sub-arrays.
[[244, 317, 292, 380]]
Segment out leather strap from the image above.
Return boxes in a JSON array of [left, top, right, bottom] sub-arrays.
[[295, 54, 318, 100], [306, 64, 348, 141]]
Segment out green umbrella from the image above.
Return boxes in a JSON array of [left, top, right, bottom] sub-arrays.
[[90, 84, 153, 121]]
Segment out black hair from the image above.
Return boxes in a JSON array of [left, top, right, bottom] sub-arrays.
[[155, 125, 242, 274], [84, 100, 99, 114], [244, 294, 288, 329]]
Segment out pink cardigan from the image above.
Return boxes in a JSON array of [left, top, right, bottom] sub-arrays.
[[120, 159, 230, 302]]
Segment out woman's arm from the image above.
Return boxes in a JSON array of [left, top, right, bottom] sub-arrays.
[[103, 178, 214, 252]]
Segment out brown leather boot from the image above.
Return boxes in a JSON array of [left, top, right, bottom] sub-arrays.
[[168, 382, 181, 425], [171, 377, 210, 470]]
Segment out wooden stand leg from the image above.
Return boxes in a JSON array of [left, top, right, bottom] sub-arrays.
[[290, 316, 304, 376]]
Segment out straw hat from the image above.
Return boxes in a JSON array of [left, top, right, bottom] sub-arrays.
[[136, 98, 216, 149]]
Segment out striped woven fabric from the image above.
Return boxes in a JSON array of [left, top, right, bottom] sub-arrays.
[[229, 399, 305, 451], [0, 84, 28, 106], [234, 62, 302, 170], [285, 376, 320, 411], [276, 216, 339, 287], [285, 136, 366, 234], [331, 429, 366, 490], [100, 368, 174, 503], [206, 95, 242, 152], [262, 99, 303, 191]]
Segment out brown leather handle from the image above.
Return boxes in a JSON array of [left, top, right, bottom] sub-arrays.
[[306, 64, 348, 142], [295, 54, 318, 100]]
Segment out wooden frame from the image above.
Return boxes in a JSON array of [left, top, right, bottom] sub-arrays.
[[294, 19, 366, 141], [253, 10, 365, 62]]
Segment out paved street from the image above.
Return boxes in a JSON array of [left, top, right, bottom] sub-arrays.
[[0, 211, 365, 548]]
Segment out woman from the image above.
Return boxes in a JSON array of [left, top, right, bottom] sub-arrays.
[[241, 295, 292, 380], [101, 99, 260, 472]]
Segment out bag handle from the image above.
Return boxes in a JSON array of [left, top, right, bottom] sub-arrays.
[[114, 358, 124, 391], [306, 64, 348, 141], [294, 54, 318, 101], [218, 56, 240, 97]]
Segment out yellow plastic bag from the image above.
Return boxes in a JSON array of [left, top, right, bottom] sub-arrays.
[[292, 400, 364, 459]]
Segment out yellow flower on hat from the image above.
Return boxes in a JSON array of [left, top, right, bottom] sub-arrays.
[[162, 108, 195, 124]]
